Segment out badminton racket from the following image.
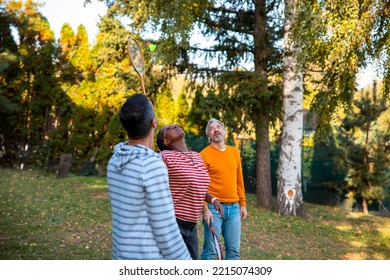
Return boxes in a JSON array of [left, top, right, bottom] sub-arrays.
[[127, 37, 146, 95], [209, 221, 223, 260]]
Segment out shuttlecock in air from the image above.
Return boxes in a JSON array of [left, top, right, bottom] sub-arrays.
[[146, 42, 157, 52]]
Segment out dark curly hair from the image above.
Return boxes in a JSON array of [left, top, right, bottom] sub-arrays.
[[156, 126, 171, 151]]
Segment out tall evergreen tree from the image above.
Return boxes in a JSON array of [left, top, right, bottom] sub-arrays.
[[1, 0, 63, 168], [58, 23, 77, 82], [71, 25, 91, 80], [0, 2, 20, 165], [334, 81, 389, 213]]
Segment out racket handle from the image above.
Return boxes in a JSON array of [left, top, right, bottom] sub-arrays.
[[140, 74, 146, 95]]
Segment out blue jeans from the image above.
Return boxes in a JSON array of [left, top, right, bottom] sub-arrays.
[[201, 203, 241, 260]]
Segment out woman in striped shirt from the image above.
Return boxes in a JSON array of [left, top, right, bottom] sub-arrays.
[[156, 124, 223, 260]]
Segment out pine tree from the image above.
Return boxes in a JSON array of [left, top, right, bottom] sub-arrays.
[[58, 23, 77, 82], [1, 0, 63, 168], [335, 81, 389, 213]]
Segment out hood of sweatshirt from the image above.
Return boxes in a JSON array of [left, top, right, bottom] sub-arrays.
[[111, 142, 161, 171]]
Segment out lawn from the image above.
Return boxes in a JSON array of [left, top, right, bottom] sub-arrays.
[[0, 168, 389, 260]]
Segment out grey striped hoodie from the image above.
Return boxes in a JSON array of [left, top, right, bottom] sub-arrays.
[[107, 142, 191, 260]]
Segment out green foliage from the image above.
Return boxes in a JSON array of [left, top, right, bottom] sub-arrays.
[[155, 86, 175, 125], [0, 0, 66, 168], [0, 52, 18, 73], [184, 133, 209, 152], [0, 94, 19, 113], [0, 1, 129, 172], [240, 139, 257, 193], [174, 90, 189, 131], [93, 14, 129, 64], [103, 0, 208, 66], [70, 25, 90, 73], [294, 0, 390, 134], [215, 71, 282, 134], [80, 161, 99, 177], [0, 9, 18, 53], [310, 133, 347, 190], [332, 84, 389, 210], [187, 87, 215, 134], [98, 113, 127, 172]]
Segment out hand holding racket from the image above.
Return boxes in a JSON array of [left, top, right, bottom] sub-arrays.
[[127, 38, 146, 95], [212, 198, 224, 219]]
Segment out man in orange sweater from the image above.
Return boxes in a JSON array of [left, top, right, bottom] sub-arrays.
[[201, 118, 248, 260]]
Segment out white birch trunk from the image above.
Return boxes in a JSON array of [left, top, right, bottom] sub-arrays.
[[277, 0, 306, 217]]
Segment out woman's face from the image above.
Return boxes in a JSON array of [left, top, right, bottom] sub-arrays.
[[163, 124, 185, 144]]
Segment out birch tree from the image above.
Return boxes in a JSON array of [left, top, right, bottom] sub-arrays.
[[277, 0, 306, 217]]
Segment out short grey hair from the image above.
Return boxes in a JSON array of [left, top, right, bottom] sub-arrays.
[[205, 118, 225, 137]]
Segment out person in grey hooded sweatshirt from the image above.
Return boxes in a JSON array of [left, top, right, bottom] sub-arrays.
[[107, 93, 191, 260]]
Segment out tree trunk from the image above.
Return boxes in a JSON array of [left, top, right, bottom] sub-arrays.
[[256, 114, 272, 209], [253, 0, 272, 210], [361, 121, 371, 214], [362, 198, 369, 214], [277, 0, 306, 217]]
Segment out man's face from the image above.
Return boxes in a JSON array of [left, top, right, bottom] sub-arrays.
[[208, 121, 226, 143]]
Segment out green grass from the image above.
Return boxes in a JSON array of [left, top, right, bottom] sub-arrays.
[[0, 168, 389, 260]]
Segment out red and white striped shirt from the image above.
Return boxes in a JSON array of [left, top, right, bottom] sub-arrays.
[[160, 150, 210, 223]]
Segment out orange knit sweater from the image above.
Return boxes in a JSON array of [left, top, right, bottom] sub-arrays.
[[200, 145, 246, 206]]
